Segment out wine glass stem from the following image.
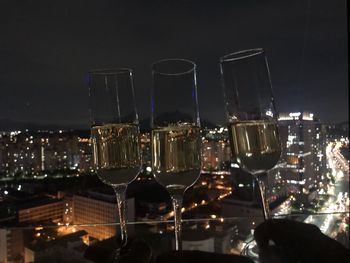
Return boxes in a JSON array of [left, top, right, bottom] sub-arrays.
[[257, 177, 270, 220], [171, 194, 183, 251], [114, 184, 128, 248]]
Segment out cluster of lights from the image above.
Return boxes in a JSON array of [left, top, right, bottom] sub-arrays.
[[278, 112, 314, 122]]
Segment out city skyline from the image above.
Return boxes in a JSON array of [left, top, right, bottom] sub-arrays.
[[0, 108, 349, 261], [0, 0, 348, 127]]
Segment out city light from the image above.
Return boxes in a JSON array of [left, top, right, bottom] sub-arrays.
[[0, 117, 348, 258]]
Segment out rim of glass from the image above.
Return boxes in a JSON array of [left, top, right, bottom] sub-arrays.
[[220, 48, 265, 63], [152, 58, 196, 76], [88, 68, 133, 75]]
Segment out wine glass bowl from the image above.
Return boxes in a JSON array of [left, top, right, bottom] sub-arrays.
[[91, 123, 141, 186], [152, 123, 201, 195], [220, 49, 281, 220], [227, 120, 281, 175]]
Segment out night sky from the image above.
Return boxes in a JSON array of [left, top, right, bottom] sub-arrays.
[[0, 0, 348, 128]]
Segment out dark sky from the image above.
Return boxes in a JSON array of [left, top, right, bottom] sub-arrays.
[[0, 0, 348, 127]]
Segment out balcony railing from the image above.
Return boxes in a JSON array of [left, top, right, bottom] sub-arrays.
[[1, 212, 349, 263]]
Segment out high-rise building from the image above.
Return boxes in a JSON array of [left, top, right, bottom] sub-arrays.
[[201, 127, 231, 171], [77, 137, 94, 174], [278, 112, 326, 199]]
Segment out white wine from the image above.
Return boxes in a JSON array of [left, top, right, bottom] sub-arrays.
[[228, 120, 281, 174], [91, 123, 141, 186], [152, 124, 201, 194]]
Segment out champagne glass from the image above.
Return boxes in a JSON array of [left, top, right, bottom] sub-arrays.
[[219, 49, 281, 220], [88, 68, 141, 254], [151, 59, 201, 251]]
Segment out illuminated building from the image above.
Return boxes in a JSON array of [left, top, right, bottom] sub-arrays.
[[77, 137, 94, 173], [0, 130, 93, 178], [62, 194, 74, 224], [24, 230, 91, 263], [73, 191, 135, 240], [0, 131, 42, 177], [201, 127, 231, 171], [0, 229, 23, 263], [17, 198, 63, 223], [322, 122, 349, 142], [278, 112, 326, 198], [38, 131, 80, 173], [140, 132, 151, 167]]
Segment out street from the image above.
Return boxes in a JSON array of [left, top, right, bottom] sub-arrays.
[[304, 141, 349, 238]]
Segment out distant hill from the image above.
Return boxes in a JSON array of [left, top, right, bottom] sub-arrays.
[[139, 116, 216, 132], [0, 116, 217, 133], [0, 119, 88, 131], [201, 119, 217, 129]]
